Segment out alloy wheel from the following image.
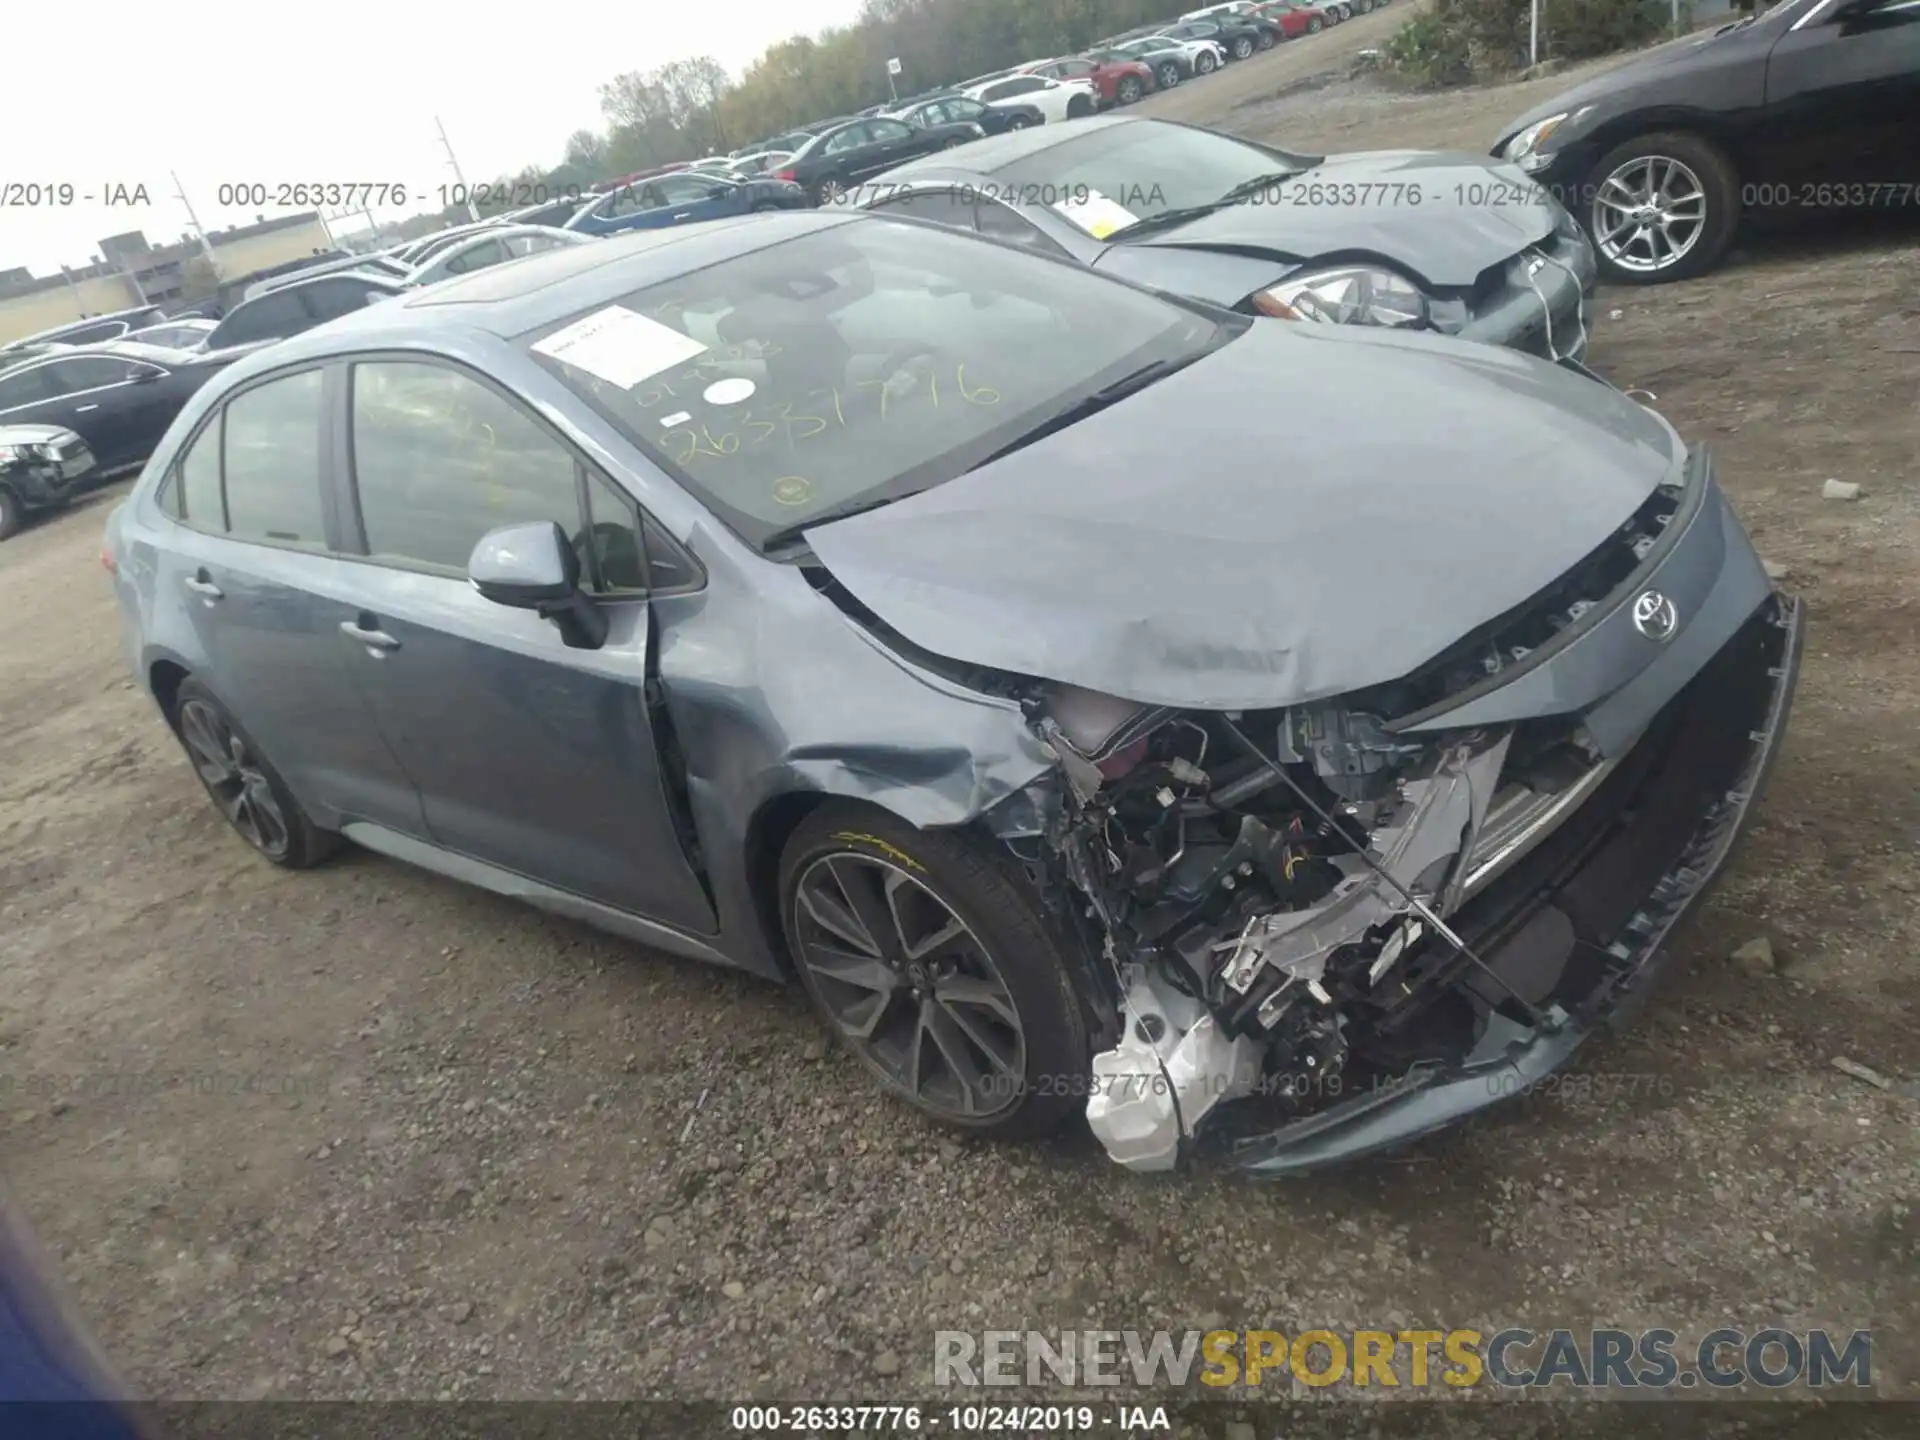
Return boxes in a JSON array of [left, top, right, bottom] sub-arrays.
[[1233, 36, 1254, 57], [816, 179, 846, 206], [791, 852, 1026, 1122], [1159, 62, 1181, 87], [1118, 77, 1143, 104], [1590, 153, 1708, 275], [1198, 52, 1218, 73], [177, 698, 290, 859]]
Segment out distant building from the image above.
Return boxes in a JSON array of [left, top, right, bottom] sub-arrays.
[[0, 213, 334, 344]]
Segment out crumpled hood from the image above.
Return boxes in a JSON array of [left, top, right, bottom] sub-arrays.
[[1110, 150, 1558, 289], [805, 321, 1683, 712]]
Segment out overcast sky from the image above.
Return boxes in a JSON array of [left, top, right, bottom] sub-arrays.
[[5, 0, 864, 275]]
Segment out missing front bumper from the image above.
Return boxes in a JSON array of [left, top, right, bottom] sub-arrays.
[[1230, 592, 1804, 1177]]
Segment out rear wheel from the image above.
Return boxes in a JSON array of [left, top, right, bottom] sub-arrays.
[[1231, 34, 1256, 58], [1006, 114, 1034, 129], [1157, 61, 1182, 88], [0, 487, 21, 542], [779, 803, 1095, 1140], [1307, 16, 1324, 31], [813, 177, 846, 207], [1256, 28, 1277, 48], [171, 678, 338, 868]]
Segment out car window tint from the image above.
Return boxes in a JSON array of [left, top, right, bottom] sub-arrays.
[[975, 199, 1071, 257], [443, 239, 508, 275], [222, 370, 328, 549], [303, 279, 389, 322], [41, 356, 139, 394], [210, 291, 304, 347], [0, 366, 54, 408], [350, 360, 586, 577], [657, 175, 723, 204], [947, 98, 985, 120], [175, 416, 226, 529], [823, 125, 869, 154], [878, 189, 978, 231], [868, 120, 914, 142]]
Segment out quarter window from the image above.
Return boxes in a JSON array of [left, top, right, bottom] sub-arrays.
[[222, 369, 329, 548], [173, 417, 226, 528], [348, 360, 644, 592]]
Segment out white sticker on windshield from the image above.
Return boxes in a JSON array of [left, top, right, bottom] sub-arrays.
[[703, 377, 756, 406], [531, 305, 708, 389], [660, 411, 693, 428], [1052, 189, 1137, 240]]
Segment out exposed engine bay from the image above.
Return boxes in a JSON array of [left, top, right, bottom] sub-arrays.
[[1024, 683, 1612, 1173]]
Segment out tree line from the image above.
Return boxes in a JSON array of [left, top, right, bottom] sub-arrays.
[[412, 0, 1206, 230]]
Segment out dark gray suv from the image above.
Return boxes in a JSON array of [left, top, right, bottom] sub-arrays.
[[106, 213, 1800, 1176]]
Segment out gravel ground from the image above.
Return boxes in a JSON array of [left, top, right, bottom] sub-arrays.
[[1, 23, 1916, 1418]]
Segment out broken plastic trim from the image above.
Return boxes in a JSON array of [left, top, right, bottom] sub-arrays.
[[1230, 594, 1802, 1177]]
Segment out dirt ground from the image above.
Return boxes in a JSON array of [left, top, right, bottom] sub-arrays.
[[2, 17, 1916, 1413]]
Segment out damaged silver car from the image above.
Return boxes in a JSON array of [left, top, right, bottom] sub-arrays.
[[106, 213, 1802, 1175]]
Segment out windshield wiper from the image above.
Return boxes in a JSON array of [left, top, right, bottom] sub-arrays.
[[759, 490, 927, 553], [964, 356, 1202, 472], [1109, 169, 1311, 239]]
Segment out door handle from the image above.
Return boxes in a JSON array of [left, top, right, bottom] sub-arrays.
[[74, 404, 100, 413], [183, 575, 223, 601], [339, 619, 401, 653], [670, 211, 692, 219]]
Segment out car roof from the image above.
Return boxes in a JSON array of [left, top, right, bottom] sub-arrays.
[[220, 211, 862, 371], [884, 112, 1137, 177]]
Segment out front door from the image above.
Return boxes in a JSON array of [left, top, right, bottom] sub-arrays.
[[330, 356, 717, 934], [1760, 0, 1920, 185]]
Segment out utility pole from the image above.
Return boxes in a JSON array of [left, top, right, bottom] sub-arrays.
[[436, 115, 483, 221], [170, 170, 224, 279]]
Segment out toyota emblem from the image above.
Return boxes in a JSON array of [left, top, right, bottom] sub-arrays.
[[1632, 590, 1679, 642]]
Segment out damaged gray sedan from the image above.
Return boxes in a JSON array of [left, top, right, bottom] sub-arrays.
[[107, 213, 1802, 1175]]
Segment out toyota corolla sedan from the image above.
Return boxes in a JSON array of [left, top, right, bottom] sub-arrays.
[[105, 213, 1800, 1176], [856, 116, 1598, 362]]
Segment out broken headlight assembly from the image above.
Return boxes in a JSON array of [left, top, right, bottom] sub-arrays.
[[1029, 686, 1584, 1172], [1251, 265, 1430, 328]]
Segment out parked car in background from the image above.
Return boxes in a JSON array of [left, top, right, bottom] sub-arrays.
[[890, 92, 1046, 135], [1251, 0, 1333, 37], [202, 273, 409, 361], [1100, 35, 1227, 87], [1156, 14, 1280, 57], [864, 116, 1596, 362], [103, 209, 1801, 1179], [0, 342, 228, 480], [1180, 1, 1266, 19], [1021, 53, 1157, 107], [966, 73, 1101, 123], [0, 307, 167, 357], [123, 318, 218, 353], [1494, 0, 1920, 283], [775, 115, 987, 205], [503, 196, 590, 228], [0, 422, 95, 540], [564, 171, 809, 235], [245, 250, 413, 299], [403, 226, 597, 287], [390, 222, 515, 269]]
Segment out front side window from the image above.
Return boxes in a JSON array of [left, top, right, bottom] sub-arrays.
[[657, 175, 727, 205], [41, 356, 146, 395], [222, 369, 328, 548], [523, 217, 1229, 549], [0, 366, 55, 409], [348, 360, 644, 592]]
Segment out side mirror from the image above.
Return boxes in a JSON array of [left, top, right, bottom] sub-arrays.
[[468, 520, 608, 650]]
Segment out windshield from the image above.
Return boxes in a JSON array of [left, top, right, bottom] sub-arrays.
[[991, 120, 1315, 232], [522, 218, 1229, 550]]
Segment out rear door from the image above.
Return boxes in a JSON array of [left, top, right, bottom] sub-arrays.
[[32, 355, 175, 469], [862, 117, 939, 170], [327, 355, 717, 933], [650, 172, 740, 223], [1760, 0, 1920, 185], [154, 365, 427, 833]]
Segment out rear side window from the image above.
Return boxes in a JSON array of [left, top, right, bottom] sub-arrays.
[[174, 417, 226, 528], [210, 290, 304, 347], [303, 279, 391, 322], [222, 370, 328, 548], [348, 359, 644, 592]]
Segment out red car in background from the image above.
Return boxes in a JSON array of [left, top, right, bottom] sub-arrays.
[[1020, 53, 1157, 107], [1252, 0, 1338, 34]]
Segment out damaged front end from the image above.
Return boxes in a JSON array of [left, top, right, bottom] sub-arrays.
[[995, 455, 1804, 1175]]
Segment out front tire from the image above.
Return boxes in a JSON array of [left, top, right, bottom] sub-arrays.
[[171, 678, 338, 868], [1256, 28, 1277, 48], [1157, 61, 1182, 88], [1231, 35, 1256, 58], [1585, 131, 1739, 284], [1116, 75, 1144, 105], [813, 178, 846, 207], [1307, 16, 1324, 31], [779, 802, 1094, 1140], [1196, 50, 1219, 74], [1006, 114, 1033, 130]]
